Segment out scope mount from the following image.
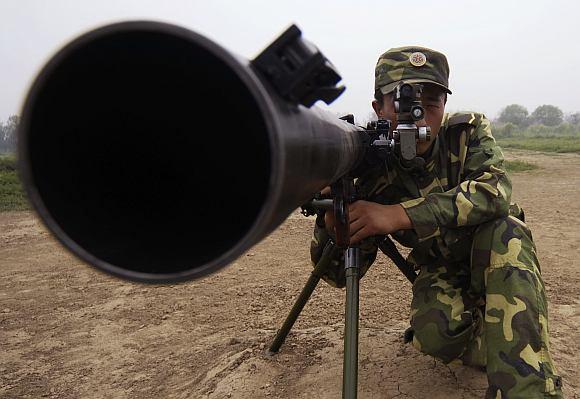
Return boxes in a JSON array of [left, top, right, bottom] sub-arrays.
[[252, 24, 345, 108]]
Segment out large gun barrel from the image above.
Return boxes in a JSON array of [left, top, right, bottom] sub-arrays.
[[18, 21, 366, 283]]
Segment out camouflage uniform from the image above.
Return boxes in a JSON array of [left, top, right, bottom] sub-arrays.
[[310, 47, 563, 398]]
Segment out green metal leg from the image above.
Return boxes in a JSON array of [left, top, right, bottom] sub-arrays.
[[377, 236, 416, 283], [343, 247, 360, 399], [268, 241, 337, 354]]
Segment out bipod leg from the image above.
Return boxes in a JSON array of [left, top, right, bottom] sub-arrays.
[[377, 236, 416, 284], [268, 241, 338, 354], [343, 246, 360, 399]]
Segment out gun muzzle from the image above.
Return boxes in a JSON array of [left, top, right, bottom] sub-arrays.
[[18, 21, 365, 283]]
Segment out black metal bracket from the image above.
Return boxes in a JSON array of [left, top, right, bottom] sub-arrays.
[[252, 24, 345, 108]]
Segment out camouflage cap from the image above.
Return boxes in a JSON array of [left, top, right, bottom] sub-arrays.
[[374, 46, 451, 95]]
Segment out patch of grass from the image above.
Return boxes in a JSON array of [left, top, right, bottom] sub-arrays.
[[504, 160, 539, 173], [0, 154, 29, 211], [0, 153, 17, 171], [497, 136, 580, 153]]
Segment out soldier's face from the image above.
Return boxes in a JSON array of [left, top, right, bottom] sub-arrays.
[[372, 84, 446, 155]]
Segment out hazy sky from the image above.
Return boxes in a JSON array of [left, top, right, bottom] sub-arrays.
[[1, 0, 579, 123]]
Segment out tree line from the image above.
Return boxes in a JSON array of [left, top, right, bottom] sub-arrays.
[[494, 104, 580, 138], [0, 115, 19, 154]]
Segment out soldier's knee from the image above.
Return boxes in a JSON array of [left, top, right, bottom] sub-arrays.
[[472, 215, 537, 270], [409, 311, 475, 363], [474, 215, 533, 245]]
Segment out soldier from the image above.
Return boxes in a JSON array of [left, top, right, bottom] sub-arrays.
[[310, 46, 563, 398]]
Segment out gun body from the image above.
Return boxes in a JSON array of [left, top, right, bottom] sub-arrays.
[[18, 21, 366, 282]]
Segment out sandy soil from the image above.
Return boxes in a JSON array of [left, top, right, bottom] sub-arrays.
[[1, 149, 579, 399]]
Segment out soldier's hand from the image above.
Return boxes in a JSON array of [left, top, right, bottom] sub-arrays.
[[348, 201, 411, 244]]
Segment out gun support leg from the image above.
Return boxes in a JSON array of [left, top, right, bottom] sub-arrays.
[[378, 236, 417, 284], [343, 246, 360, 399], [268, 242, 337, 354]]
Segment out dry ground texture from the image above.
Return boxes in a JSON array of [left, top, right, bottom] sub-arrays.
[[1, 149, 579, 399]]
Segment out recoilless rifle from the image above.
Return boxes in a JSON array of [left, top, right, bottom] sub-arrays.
[[18, 21, 430, 399]]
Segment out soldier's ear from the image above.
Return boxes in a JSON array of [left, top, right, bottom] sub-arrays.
[[372, 100, 384, 118]]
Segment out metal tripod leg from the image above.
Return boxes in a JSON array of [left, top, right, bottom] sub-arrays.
[[377, 236, 416, 283], [343, 246, 360, 399], [268, 241, 338, 354]]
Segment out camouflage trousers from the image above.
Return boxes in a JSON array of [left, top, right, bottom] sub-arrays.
[[410, 216, 563, 398]]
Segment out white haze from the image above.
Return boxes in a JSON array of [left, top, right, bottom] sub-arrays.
[[1, 0, 579, 123]]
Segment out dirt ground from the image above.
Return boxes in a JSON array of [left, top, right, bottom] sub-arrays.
[[1, 149, 579, 399]]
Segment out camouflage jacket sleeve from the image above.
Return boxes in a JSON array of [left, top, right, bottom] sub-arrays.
[[400, 114, 512, 242]]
